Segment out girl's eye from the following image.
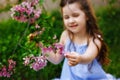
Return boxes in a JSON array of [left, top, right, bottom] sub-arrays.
[[63, 15, 69, 19], [72, 13, 79, 17]]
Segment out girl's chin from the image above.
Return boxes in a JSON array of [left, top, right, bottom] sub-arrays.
[[69, 30, 79, 34]]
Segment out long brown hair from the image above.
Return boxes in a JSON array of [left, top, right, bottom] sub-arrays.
[[60, 0, 110, 65]]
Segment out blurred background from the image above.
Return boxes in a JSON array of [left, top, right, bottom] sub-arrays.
[[0, 0, 120, 80]]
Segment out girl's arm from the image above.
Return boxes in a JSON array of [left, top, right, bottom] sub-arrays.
[[45, 30, 67, 64], [66, 38, 101, 66]]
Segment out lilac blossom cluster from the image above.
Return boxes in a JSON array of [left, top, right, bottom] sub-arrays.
[[41, 43, 65, 55], [23, 55, 47, 71], [23, 43, 64, 71], [0, 59, 16, 77], [11, 0, 41, 23]]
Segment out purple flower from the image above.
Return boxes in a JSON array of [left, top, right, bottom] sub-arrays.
[[30, 56, 47, 71], [54, 43, 65, 55], [8, 59, 16, 68], [23, 55, 47, 71], [11, 0, 41, 23], [0, 72, 2, 77], [0, 66, 12, 77], [41, 46, 53, 54], [2, 70, 10, 77], [31, 0, 39, 6]]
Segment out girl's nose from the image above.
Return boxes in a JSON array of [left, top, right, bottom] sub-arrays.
[[68, 17, 75, 23]]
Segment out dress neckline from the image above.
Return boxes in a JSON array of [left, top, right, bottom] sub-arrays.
[[68, 38, 88, 47], [73, 42, 88, 47]]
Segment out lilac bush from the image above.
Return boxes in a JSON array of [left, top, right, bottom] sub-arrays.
[[11, 0, 41, 23], [0, 0, 64, 77], [23, 55, 47, 71], [0, 0, 63, 78], [0, 59, 16, 77]]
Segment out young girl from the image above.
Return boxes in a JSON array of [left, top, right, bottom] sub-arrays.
[[45, 0, 113, 80]]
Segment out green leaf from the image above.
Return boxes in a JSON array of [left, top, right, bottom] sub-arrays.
[[39, 0, 44, 5]]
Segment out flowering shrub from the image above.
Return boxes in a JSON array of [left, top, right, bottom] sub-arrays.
[[22, 42, 64, 71], [0, 17, 63, 79], [0, 0, 64, 78], [11, 0, 41, 23], [0, 59, 16, 77], [23, 55, 47, 71]]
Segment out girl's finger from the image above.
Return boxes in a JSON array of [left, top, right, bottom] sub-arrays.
[[68, 61, 73, 66], [67, 57, 76, 62], [65, 53, 76, 59], [68, 61, 76, 66]]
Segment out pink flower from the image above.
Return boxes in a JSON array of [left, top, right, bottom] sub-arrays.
[[2, 70, 10, 77], [0, 66, 12, 77], [41, 43, 65, 56], [23, 55, 47, 71], [23, 56, 31, 66], [2, 66, 7, 72], [54, 43, 65, 55], [11, 0, 41, 23], [0, 72, 2, 77], [35, 24, 40, 29], [30, 56, 47, 71], [31, 0, 39, 6], [8, 59, 16, 71], [41, 46, 53, 55], [34, 10, 41, 19]]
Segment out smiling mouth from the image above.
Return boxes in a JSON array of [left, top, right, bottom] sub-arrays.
[[70, 24, 78, 27]]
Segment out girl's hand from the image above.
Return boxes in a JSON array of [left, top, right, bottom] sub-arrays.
[[65, 52, 81, 66]]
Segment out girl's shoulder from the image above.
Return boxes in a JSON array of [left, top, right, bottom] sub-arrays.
[[59, 30, 69, 45], [89, 36, 102, 49]]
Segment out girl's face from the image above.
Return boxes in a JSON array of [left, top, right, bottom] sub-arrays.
[[62, 2, 87, 34]]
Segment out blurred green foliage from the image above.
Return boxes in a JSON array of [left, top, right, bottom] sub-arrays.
[[107, 0, 118, 5], [96, 6, 120, 78]]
